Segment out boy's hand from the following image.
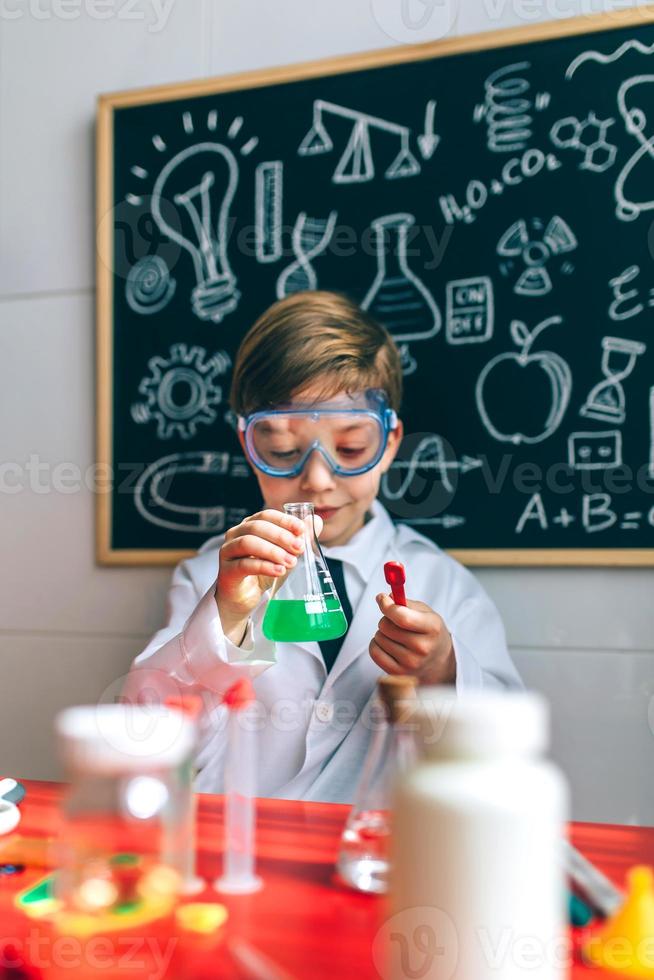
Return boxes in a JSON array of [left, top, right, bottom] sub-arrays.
[[216, 509, 322, 645], [369, 594, 457, 685]]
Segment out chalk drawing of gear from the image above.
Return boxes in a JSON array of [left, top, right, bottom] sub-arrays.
[[132, 343, 231, 440]]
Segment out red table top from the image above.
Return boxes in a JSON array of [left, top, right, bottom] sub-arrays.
[[1, 780, 652, 979]]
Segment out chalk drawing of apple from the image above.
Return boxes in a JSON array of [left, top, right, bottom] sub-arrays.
[[475, 316, 572, 444]]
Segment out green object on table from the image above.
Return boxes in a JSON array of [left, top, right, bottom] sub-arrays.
[[110, 853, 140, 866], [569, 891, 595, 927]]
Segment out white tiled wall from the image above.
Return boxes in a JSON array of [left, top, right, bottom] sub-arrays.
[[1, 0, 653, 823]]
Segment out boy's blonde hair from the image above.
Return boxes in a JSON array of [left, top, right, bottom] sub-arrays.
[[230, 291, 403, 415]]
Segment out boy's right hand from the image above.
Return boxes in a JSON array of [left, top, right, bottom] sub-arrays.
[[215, 509, 307, 645]]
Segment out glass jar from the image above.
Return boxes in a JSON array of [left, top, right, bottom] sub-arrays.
[[53, 703, 196, 930], [337, 675, 418, 894]]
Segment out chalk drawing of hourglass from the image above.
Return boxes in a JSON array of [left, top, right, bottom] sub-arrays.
[[580, 336, 646, 424], [362, 213, 442, 374]]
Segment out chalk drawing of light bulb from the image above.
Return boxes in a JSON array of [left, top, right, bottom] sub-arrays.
[[152, 142, 241, 324]]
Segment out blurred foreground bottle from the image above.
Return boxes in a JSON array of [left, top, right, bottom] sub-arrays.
[[391, 689, 569, 980]]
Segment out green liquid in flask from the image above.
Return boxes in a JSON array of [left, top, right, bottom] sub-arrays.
[[262, 597, 347, 642]]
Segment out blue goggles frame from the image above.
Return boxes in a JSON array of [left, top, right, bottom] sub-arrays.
[[238, 389, 398, 478]]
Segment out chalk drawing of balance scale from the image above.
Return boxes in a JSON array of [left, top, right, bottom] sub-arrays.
[[362, 213, 442, 375]]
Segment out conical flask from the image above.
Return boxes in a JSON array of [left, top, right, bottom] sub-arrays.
[[337, 675, 418, 894], [262, 502, 348, 642]]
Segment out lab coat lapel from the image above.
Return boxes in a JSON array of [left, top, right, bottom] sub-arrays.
[[322, 563, 386, 691], [293, 637, 325, 664]]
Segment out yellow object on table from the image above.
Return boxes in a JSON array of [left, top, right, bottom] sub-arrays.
[[176, 902, 228, 935], [584, 865, 654, 978]]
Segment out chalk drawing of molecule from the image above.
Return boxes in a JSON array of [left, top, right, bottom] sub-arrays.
[[550, 112, 617, 174]]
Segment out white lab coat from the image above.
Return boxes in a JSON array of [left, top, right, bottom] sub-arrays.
[[125, 500, 522, 803]]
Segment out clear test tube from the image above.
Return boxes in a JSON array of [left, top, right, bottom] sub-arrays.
[[215, 679, 262, 895], [164, 694, 205, 896]]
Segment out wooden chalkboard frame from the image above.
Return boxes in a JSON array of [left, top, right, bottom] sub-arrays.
[[97, 5, 654, 567]]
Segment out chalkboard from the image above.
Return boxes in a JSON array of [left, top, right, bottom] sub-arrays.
[[97, 7, 654, 566]]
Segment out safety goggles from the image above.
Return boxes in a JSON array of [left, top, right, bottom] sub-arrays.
[[238, 389, 398, 478]]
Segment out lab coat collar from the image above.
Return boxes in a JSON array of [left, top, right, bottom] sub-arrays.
[[321, 498, 395, 581], [294, 499, 396, 677]]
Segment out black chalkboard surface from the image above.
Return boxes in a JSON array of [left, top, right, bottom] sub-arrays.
[[97, 8, 654, 565]]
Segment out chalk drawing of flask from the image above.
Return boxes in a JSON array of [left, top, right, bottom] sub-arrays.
[[362, 213, 442, 374]]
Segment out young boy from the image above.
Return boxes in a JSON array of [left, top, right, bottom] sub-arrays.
[[126, 291, 521, 803]]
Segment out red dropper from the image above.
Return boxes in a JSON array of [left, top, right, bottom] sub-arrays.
[[222, 677, 255, 711], [384, 561, 407, 607]]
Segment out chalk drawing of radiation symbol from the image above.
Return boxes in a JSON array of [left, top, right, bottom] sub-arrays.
[[131, 344, 231, 440], [497, 216, 577, 296]]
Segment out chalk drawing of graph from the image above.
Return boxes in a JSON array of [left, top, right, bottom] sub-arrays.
[[383, 436, 482, 498]]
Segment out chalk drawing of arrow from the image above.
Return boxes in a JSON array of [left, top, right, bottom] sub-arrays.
[[404, 515, 466, 529], [391, 455, 483, 473], [418, 100, 440, 160]]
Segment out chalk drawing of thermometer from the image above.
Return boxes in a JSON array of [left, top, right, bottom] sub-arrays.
[[276, 210, 338, 298], [135, 451, 232, 533]]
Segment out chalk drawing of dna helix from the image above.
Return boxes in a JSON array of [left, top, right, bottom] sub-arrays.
[[276, 210, 338, 298]]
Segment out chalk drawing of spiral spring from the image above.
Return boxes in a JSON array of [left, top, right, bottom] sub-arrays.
[[476, 62, 534, 154], [276, 210, 338, 298], [126, 256, 176, 315]]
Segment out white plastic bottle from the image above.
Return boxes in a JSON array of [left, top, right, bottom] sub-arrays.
[[390, 688, 569, 980]]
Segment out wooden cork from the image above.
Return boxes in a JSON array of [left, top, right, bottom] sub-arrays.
[[377, 675, 418, 725]]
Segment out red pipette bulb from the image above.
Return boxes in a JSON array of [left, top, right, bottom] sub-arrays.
[[384, 561, 407, 607]]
